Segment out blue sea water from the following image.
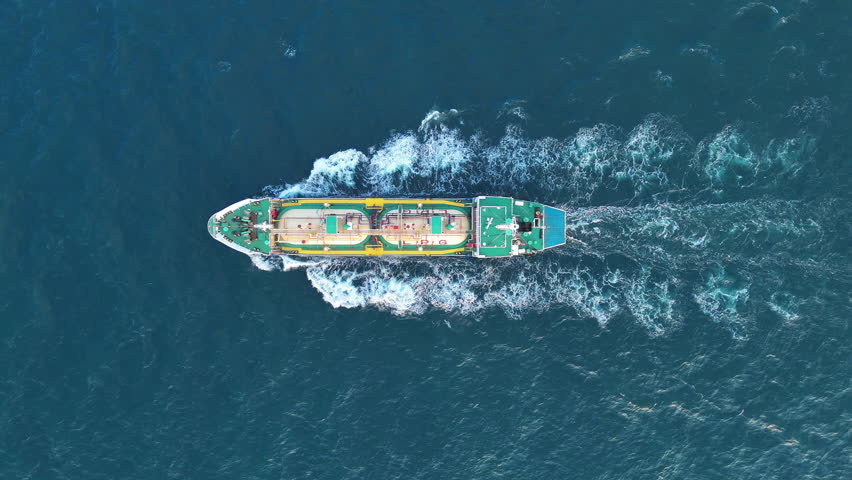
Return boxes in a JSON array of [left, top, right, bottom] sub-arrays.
[[2, 1, 851, 478]]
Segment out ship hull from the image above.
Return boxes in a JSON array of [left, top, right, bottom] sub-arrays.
[[207, 197, 566, 258]]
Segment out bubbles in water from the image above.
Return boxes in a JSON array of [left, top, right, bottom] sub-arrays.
[[280, 40, 297, 58], [250, 255, 276, 271], [307, 267, 420, 312], [653, 70, 673, 88], [733, 2, 780, 28], [624, 268, 678, 336], [694, 266, 751, 340], [785, 96, 832, 126], [256, 255, 324, 272], [765, 135, 817, 177], [566, 199, 833, 272], [271, 149, 365, 198], [256, 252, 691, 335], [767, 292, 800, 323], [697, 125, 758, 189], [267, 110, 700, 204], [680, 43, 719, 63], [269, 109, 817, 207], [253, 109, 831, 340], [620, 114, 692, 196], [817, 61, 833, 78], [498, 100, 529, 121], [693, 125, 816, 196], [616, 45, 651, 62]]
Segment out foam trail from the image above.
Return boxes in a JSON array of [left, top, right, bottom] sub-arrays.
[[693, 266, 752, 340], [275, 150, 366, 198], [267, 110, 822, 206], [767, 292, 801, 324], [266, 112, 702, 204], [692, 124, 819, 199], [564, 199, 845, 273], [253, 255, 325, 272], [255, 109, 842, 339]]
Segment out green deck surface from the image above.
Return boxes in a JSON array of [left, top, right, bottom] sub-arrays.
[[431, 216, 442, 234], [477, 197, 512, 257], [325, 215, 338, 234], [475, 197, 546, 257]]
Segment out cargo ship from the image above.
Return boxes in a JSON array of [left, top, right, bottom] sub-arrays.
[[207, 197, 566, 258]]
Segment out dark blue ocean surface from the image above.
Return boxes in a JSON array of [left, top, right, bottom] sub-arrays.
[[2, 1, 850, 478]]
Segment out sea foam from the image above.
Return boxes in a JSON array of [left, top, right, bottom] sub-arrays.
[[256, 109, 826, 338]]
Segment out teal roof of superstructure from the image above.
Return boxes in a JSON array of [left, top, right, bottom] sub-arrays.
[[543, 205, 567, 248]]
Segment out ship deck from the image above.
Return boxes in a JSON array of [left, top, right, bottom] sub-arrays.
[[266, 198, 472, 255], [208, 196, 565, 257], [473, 196, 565, 257]]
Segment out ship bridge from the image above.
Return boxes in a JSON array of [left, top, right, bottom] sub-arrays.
[[472, 196, 566, 258]]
